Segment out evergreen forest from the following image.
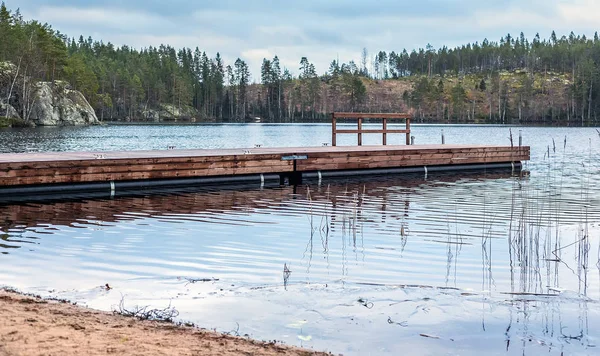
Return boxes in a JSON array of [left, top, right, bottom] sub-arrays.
[[1, 2, 600, 124]]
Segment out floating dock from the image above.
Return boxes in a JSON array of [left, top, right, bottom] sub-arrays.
[[0, 113, 531, 197], [0, 144, 530, 196]]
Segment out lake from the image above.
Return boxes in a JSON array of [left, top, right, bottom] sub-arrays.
[[1, 124, 599, 355]]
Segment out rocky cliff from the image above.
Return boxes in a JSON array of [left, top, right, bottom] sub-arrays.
[[0, 62, 21, 121], [0, 99, 20, 119], [141, 104, 197, 122], [1, 61, 99, 126], [29, 81, 99, 126]]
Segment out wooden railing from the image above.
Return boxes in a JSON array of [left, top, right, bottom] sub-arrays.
[[331, 112, 412, 146]]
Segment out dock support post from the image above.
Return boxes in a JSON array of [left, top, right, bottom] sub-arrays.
[[331, 113, 337, 146], [357, 118, 363, 146], [406, 118, 411, 145], [382, 118, 387, 145], [441, 129, 445, 144], [519, 130, 522, 147]]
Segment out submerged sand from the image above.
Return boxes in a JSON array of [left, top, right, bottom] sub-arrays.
[[0, 290, 331, 356]]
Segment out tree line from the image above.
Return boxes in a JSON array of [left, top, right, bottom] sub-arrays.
[[372, 32, 600, 123], [1, 2, 600, 124]]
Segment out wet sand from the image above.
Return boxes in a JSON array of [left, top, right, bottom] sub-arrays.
[[0, 290, 331, 356]]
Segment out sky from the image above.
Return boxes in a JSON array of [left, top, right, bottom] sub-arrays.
[[9, 0, 600, 81]]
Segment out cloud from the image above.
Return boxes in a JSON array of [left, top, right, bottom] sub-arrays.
[[32, 6, 172, 33], [472, 7, 551, 32], [557, 0, 600, 30], [10, 0, 600, 80], [241, 49, 274, 78]]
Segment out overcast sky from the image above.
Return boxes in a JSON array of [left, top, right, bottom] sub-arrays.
[[9, 0, 600, 80]]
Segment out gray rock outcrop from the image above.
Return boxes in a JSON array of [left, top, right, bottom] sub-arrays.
[[0, 99, 20, 119], [141, 108, 161, 122], [0, 62, 20, 119], [29, 81, 99, 126], [160, 104, 196, 120], [140, 104, 197, 122]]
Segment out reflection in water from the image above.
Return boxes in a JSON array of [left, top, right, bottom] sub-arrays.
[[1, 169, 599, 355]]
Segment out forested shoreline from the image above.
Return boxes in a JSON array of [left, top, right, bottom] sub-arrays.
[[1, 2, 600, 125]]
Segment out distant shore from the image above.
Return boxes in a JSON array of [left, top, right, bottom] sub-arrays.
[[0, 289, 330, 356], [98, 120, 594, 127], [2, 117, 597, 128]]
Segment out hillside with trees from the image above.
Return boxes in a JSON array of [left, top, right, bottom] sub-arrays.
[[1, 2, 599, 125]]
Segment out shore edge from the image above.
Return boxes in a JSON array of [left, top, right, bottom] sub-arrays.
[[0, 289, 332, 356]]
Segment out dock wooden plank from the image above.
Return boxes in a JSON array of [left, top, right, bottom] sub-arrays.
[[0, 165, 293, 185], [334, 129, 410, 134], [0, 145, 526, 163], [2, 160, 293, 178], [332, 113, 412, 119], [0, 144, 530, 187], [298, 156, 529, 172], [297, 156, 526, 171]]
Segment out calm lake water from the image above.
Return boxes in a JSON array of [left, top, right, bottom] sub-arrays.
[[1, 124, 600, 355]]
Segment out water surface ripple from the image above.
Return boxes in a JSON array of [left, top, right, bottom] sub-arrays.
[[1, 124, 599, 355]]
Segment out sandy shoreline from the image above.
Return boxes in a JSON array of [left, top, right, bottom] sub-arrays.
[[0, 290, 332, 356]]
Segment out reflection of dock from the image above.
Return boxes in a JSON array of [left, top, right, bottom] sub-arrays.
[[0, 144, 529, 196], [0, 171, 516, 231], [0, 186, 292, 229]]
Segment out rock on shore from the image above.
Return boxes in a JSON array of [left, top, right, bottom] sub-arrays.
[[0, 99, 20, 119], [29, 81, 99, 126]]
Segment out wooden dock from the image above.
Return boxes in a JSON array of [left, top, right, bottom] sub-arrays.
[[0, 113, 531, 196], [0, 144, 529, 192]]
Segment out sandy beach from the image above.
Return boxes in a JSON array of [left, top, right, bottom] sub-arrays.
[[0, 290, 331, 356]]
